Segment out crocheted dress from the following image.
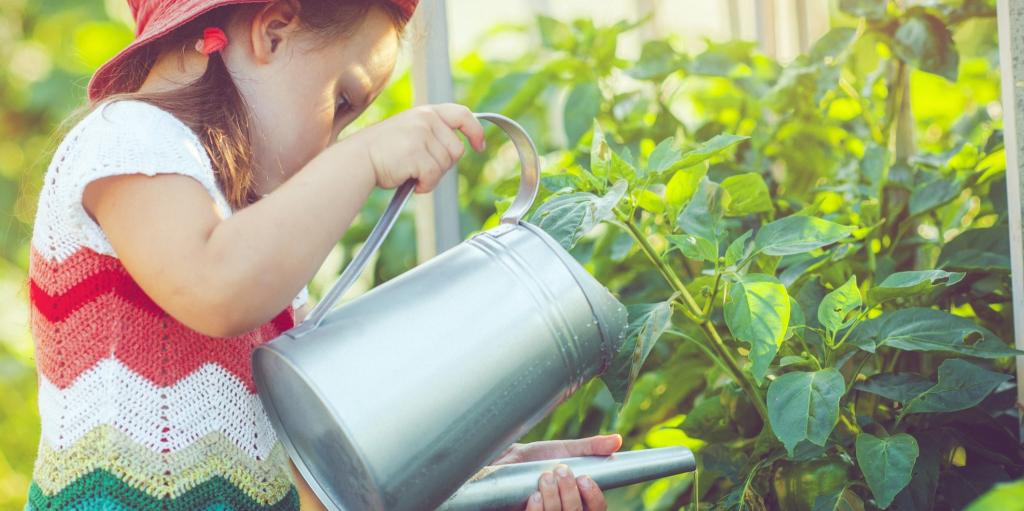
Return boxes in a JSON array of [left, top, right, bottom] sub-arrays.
[[25, 99, 310, 510]]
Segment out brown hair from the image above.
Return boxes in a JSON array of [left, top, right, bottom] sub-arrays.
[[71, 0, 412, 211]]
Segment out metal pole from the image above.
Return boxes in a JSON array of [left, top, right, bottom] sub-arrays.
[[794, 0, 809, 52], [727, 0, 742, 40], [411, 0, 461, 263], [755, 0, 778, 58], [996, 0, 1024, 439], [636, 0, 660, 40]]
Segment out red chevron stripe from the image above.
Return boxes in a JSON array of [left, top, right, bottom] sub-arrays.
[[29, 245, 296, 391], [30, 267, 165, 323], [31, 293, 294, 391], [29, 245, 122, 295]]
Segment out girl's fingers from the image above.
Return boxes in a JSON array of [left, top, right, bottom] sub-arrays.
[[577, 475, 607, 511], [554, 464, 584, 511], [417, 137, 451, 192], [431, 103, 486, 151], [428, 114, 467, 164], [539, 470, 561, 511], [524, 491, 543, 511]]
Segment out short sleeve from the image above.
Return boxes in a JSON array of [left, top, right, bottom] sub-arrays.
[[292, 285, 310, 310], [32, 99, 233, 261]]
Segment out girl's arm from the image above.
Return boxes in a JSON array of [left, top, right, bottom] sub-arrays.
[[83, 139, 376, 338], [84, 104, 482, 338]]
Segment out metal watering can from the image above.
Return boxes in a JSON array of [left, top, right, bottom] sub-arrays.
[[252, 113, 696, 511]]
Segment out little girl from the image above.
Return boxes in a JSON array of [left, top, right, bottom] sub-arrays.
[[26, 0, 625, 509]]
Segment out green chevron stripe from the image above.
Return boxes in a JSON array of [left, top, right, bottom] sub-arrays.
[[27, 468, 299, 511]]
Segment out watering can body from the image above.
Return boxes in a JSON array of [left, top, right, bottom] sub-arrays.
[[252, 114, 629, 510]]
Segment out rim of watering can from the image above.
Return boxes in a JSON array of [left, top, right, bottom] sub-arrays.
[[516, 221, 623, 376]]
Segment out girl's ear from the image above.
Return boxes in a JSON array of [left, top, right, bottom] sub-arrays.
[[250, 0, 302, 64]]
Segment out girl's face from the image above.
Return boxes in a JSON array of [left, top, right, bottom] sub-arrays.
[[226, 1, 400, 193]]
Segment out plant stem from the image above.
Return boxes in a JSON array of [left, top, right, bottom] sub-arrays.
[[614, 207, 770, 423], [838, 74, 884, 145], [845, 352, 873, 394], [702, 271, 723, 318], [832, 311, 868, 351]]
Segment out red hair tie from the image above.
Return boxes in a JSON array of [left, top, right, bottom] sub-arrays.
[[197, 27, 228, 55]]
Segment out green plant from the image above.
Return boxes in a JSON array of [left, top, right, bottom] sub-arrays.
[[476, 0, 1019, 508]]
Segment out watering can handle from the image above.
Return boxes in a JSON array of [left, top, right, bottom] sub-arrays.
[[286, 112, 541, 338]]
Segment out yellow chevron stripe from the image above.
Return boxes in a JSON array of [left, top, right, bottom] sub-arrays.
[[32, 423, 296, 505]]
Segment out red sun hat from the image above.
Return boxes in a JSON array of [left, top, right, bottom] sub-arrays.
[[87, 0, 420, 102]]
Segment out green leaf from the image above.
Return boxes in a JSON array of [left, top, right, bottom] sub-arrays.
[[809, 27, 858, 63], [862, 143, 890, 191], [965, 480, 1024, 511], [530, 179, 627, 249], [664, 165, 707, 209], [852, 308, 1023, 358], [686, 41, 757, 77], [938, 226, 1011, 272], [680, 396, 735, 442], [767, 369, 845, 457], [725, 230, 754, 268], [892, 10, 959, 82], [601, 300, 674, 405], [667, 234, 717, 262], [540, 173, 584, 193], [677, 177, 725, 245], [839, 0, 888, 19], [634, 188, 664, 213], [891, 431, 942, 511], [903, 359, 1010, 415], [671, 134, 749, 170], [812, 490, 863, 511], [818, 275, 862, 334], [628, 40, 684, 81], [588, 122, 637, 183], [754, 216, 855, 256], [908, 171, 964, 216], [868, 270, 965, 304], [786, 296, 807, 341], [590, 120, 612, 182], [856, 433, 919, 509], [564, 83, 601, 148], [721, 172, 773, 216], [608, 148, 637, 182], [537, 15, 575, 51], [855, 373, 935, 402], [478, 72, 532, 113], [725, 274, 790, 382], [647, 137, 682, 177]]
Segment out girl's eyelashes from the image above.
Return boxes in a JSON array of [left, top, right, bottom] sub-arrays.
[[335, 93, 353, 117]]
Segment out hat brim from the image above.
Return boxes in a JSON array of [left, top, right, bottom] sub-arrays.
[[87, 0, 271, 102]]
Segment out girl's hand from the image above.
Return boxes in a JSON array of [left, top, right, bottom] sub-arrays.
[[346, 103, 485, 194], [488, 434, 623, 511]]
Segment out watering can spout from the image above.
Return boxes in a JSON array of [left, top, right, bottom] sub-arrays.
[[437, 446, 697, 510]]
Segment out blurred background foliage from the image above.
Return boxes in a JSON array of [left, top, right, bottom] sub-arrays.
[[0, 0, 1014, 509], [1, 0, 136, 508]]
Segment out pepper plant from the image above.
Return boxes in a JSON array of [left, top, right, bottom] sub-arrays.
[[466, 0, 1022, 509]]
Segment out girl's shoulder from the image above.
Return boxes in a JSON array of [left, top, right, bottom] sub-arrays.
[[32, 98, 233, 262], [68, 98, 224, 193]]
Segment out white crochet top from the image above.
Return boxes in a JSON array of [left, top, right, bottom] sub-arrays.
[[24, 98, 310, 510]]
